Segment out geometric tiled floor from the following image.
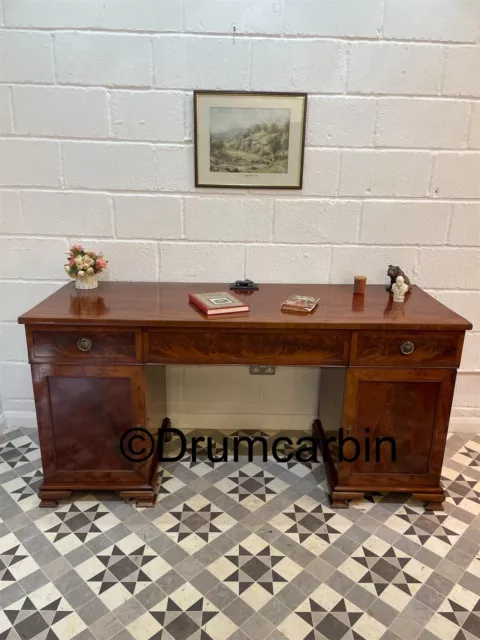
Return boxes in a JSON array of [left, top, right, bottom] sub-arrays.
[[1, 426, 480, 640]]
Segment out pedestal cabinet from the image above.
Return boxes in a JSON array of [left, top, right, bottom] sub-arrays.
[[316, 367, 457, 510], [31, 364, 157, 507]]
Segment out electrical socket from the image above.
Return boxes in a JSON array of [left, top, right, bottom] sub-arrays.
[[249, 365, 276, 375]]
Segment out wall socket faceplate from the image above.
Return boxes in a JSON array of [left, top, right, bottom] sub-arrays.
[[249, 365, 276, 375]]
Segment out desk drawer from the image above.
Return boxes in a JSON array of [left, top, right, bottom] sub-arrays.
[[28, 327, 141, 363], [146, 329, 350, 365], [352, 331, 462, 367]]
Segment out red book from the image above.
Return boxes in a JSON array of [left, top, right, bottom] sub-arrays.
[[189, 291, 250, 316]]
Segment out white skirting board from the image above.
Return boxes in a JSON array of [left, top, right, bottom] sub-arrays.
[[5, 410, 480, 434], [4, 411, 38, 430], [0, 412, 6, 436]]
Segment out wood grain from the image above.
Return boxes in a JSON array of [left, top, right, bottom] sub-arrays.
[[351, 330, 462, 367], [146, 328, 350, 365], [28, 326, 141, 363], [32, 364, 152, 486], [18, 282, 472, 331]]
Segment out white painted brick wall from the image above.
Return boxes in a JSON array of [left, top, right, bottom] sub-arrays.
[[348, 43, 445, 95], [274, 200, 360, 244], [302, 149, 341, 196], [0, 140, 61, 187], [110, 91, 186, 142], [246, 245, 331, 284], [360, 202, 450, 246], [0, 190, 22, 233], [306, 97, 376, 147], [185, 197, 272, 242], [251, 39, 347, 92], [3, 0, 181, 31], [330, 247, 418, 284], [0, 237, 69, 279], [154, 36, 251, 90], [0, 86, 12, 133], [69, 239, 159, 282], [0, 323, 28, 361], [1, 0, 479, 428], [114, 195, 182, 239], [63, 141, 155, 190], [468, 103, 480, 148], [161, 242, 245, 282], [448, 204, 480, 246], [339, 151, 432, 197], [13, 86, 109, 138], [184, 0, 283, 35], [283, 0, 383, 38], [21, 191, 113, 237], [0, 30, 54, 82], [417, 248, 480, 289], [432, 153, 480, 198], [155, 146, 194, 192], [443, 47, 480, 96], [55, 32, 152, 87], [375, 99, 470, 149], [383, 0, 480, 43]]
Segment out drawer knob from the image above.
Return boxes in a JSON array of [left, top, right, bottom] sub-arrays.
[[77, 337, 93, 352], [400, 340, 415, 355]]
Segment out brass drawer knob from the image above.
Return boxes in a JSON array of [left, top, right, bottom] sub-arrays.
[[77, 337, 93, 352], [400, 340, 415, 355]]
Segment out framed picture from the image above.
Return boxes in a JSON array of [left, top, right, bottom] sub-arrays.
[[194, 91, 307, 189]]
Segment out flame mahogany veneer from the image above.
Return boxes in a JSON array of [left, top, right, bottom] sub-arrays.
[[19, 282, 472, 510]]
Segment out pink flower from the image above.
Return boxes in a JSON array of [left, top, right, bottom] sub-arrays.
[[96, 258, 108, 271], [87, 251, 96, 258], [68, 257, 75, 264], [72, 244, 83, 252]]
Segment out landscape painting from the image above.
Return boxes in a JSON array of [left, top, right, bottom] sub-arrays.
[[209, 107, 290, 174], [194, 92, 307, 189]]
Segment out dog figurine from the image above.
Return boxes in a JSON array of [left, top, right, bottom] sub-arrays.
[[386, 265, 412, 293]]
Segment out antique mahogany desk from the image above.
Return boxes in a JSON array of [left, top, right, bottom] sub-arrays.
[[19, 282, 472, 510]]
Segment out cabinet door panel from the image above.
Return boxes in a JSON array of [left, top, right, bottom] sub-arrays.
[[340, 368, 456, 488], [32, 364, 151, 485]]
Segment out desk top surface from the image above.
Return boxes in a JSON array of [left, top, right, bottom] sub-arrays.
[[18, 282, 472, 331]]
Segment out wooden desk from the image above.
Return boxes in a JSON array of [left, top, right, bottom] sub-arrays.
[[19, 282, 472, 510]]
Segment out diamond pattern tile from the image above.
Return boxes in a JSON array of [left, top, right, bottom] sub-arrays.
[[214, 463, 289, 512], [0, 426, 479, 640], [207, 533, 303, 610]]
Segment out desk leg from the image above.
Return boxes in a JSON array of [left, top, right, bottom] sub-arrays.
[[331, 491, 365, 509], [412, 492, 445, 511], [119, 489, 157, 508], [119, 416, 172, 508], [39, 489, 72, 508]]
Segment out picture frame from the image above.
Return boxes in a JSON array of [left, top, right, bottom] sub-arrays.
[[194, 91, 307, 189]]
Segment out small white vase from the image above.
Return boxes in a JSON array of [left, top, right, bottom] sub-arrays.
[[75, 274, 98, 290]]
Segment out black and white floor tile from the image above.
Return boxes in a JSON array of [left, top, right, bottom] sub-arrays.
[[1, 427, 480, 640], [207, 533, 303, 609], [153, 495, 238, 553], [214, 463, 289, 511]]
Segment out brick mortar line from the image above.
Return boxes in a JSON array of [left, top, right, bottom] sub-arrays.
[[1, 236, 480, 249], [3, 82, 480, 101], [1, 26, 480, 46], [4, 136, 480, 153], [5, 188, 480, 202]]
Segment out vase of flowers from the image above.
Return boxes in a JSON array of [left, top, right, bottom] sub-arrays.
[[65, 245, 108, 290]]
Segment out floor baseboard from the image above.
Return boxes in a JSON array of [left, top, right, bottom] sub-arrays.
[[0, 412, 6, 436], [448, 416, 480, 434], [5, 411, 38, 430]]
